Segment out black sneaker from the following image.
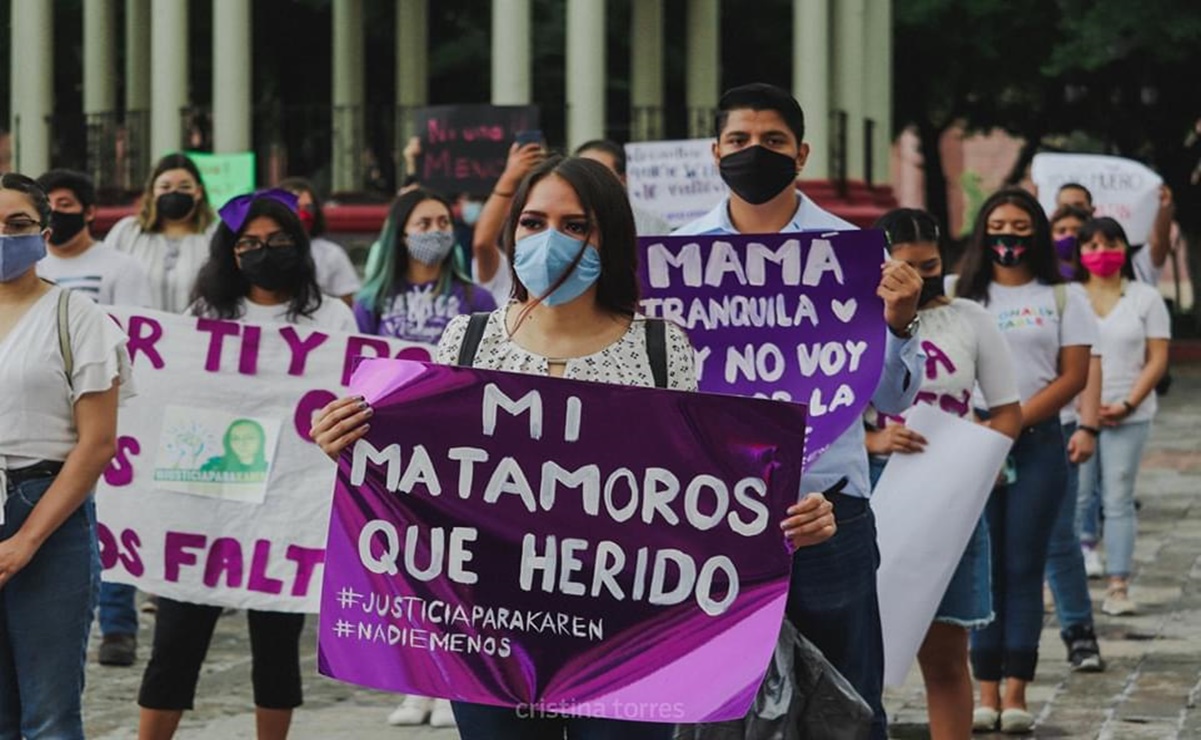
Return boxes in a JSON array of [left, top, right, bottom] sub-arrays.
[[1062, 624, 1104, 672], [98, 633, 137, 666]]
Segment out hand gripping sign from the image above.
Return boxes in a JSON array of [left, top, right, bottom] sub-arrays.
[[638, 231, 888, 470]]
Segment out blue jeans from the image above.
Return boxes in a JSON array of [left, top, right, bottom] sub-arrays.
[[786, 493, 886, 740], [1077, 421, 1151, 577], [99, 582, 138, 636], [451, 702, 674, 739], [0, 475, 99, 740], [971, 419, 1066, 681], [1044, 423, 1096, 631]]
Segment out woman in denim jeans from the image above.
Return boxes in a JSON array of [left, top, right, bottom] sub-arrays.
[[1072, 218, 1171, 616], [0, 173, 132, 738], [865, 209, 1023, 739], [955, 189, 1095, 734]]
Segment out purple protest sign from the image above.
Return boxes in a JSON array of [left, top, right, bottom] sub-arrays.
[[318, 359, 806, 723], [638, 231, 887, 469]]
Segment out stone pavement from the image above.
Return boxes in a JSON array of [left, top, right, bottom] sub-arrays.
[[83, 366, 1201, 739]]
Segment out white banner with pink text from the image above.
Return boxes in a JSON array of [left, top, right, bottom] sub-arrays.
[[97, 308, 433, 613]]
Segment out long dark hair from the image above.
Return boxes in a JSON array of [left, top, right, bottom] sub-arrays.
[[191, 197, 322, 321], [503, 155, 639, 317], [1074, 217, 1136, 282], [136, 152, 216, 233], [956, 187, 1060, 303], [874, 208, 942, 253], [357, 188, 473, 314]]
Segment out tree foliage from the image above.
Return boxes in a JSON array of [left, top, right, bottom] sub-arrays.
[[894, 0, 1201, 246]]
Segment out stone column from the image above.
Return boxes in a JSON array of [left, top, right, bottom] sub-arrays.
[[150, 0, 188, 158], [630, 0, 664, 141], [566, 0, 606, 149], [833, 0, 867, 182], [685, 0, 720, 138], [492, 0, 531, 105], [865, 0, 892, 186], [793, 0, 829, 179], [396, 0, 428, 144], [332, 0, 364, 192], [212, 0, 252, 153], [83, 0, 117, 116], [10, 0, 54, 175]]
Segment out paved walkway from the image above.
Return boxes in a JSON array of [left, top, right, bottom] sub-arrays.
[[83, 367, 1201, 739]]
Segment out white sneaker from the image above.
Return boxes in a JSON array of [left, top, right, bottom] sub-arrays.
[[1082, 545, 1104, 578], [387, 695, 433, 726], [1102, 584, 1138, 616], [429, 698, 457, 728], [972, 706, 999, 732], [1000, 707, 1035, 734]]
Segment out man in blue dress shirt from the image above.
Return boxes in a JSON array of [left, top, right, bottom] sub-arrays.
[[675, 83, 925, 740]]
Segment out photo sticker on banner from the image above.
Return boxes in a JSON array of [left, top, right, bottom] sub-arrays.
[[153, 406, 281, 504]]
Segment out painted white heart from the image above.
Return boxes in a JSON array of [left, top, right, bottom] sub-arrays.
[[831, 298, 858, 323]]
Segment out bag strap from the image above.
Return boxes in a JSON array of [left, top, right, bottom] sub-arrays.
[[646, 319, 668, 389], [1053, 283, 1067, 319], [456, 312, 491, 367], [57, 288, 75, 391]]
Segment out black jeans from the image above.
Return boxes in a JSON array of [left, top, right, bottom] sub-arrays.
[[785, 493, 887, 740], [138, 597, 305, 710]]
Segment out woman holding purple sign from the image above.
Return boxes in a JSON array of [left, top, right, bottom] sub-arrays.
[[137, 190, 353, 740], [312, 155, 838, 739], [864, 208, 1023, 740], [954, 188, 1095, 734], [354, 188, 496, 345]]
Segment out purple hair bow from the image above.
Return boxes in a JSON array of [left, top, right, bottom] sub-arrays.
[[218, 188, 300, 232]]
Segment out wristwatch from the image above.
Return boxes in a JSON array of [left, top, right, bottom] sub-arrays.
[[891, 314, 921, 339]]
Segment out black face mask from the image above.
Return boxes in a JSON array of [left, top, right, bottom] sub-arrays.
[[986, 234, 1033, 267], [238, 246, 305, 291], [157, 192, 197, 222], [919, 275, 945, 306], [718, 146, 799, 205], [48, 211, 87, 246]]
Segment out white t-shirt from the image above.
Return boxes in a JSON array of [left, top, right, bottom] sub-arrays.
[[974, 280, 1097, 405], [1060, 342, 1103, 427], [37, 242, 154, 307], [105, 215, 217, 314], [633, 206, 672, 237], [473, 251, 513, 308], [1092, 280, 1172, 424], [867, 299, 1019, 429], [310, 236, 362, 298], [436, 309, 697, 391], [191, 295, 358, 332], [1130, 246, 1161, 287], [0, 286, 134, 469]]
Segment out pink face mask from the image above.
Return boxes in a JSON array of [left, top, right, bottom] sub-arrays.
[[1080, 250, 1126, 278]]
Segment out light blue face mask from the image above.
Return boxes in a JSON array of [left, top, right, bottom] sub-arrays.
[[461, 201, 483, 226], [513, 229, 602, 307], [0, 233, 47, 282]]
